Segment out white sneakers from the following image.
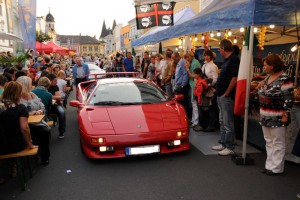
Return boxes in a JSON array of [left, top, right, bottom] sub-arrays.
[[212, 144, 234, 156], [212, 144, 225, 151], [218, 148, 234, 156]]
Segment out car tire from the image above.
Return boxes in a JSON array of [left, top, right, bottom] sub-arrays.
[[80, 140, 84, 154]]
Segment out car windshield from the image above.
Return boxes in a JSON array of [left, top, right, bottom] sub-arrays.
[[88, 81, 171, 105]]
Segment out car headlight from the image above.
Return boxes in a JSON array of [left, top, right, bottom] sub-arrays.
[[91, 137, 105, 144]]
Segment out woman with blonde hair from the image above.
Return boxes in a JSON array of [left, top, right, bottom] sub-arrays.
[[16, 76, 51, 165], [154, 54, 166, 87], [0, 81, 35, 154], [184, 51, 202, 131]]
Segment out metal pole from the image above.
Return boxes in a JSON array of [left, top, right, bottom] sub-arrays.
[[294, 46, 300, 87], [294, 11, 300, 87], [242, 26, 254, 162]]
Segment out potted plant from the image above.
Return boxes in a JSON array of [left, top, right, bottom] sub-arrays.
[[0, 50, 30, 70]]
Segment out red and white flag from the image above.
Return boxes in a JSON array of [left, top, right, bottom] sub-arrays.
[[135, 2, 176, 29], [234, 28, 253, 116]]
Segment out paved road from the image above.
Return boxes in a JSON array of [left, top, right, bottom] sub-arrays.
[[0, 92, 299, 200]]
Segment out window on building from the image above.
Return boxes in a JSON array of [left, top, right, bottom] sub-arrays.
[[83, 46, 87, 52], [89, 46, 93, 51], [94, 46, 98, 51]]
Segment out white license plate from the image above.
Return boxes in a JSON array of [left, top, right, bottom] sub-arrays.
[[126, 145, 160, 156]]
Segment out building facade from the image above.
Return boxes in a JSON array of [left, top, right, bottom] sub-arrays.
[[0, 0, 11, 52], [36, 16, 46, 33], [0, 0, 22, 53], [113, 24, 123, 53], [99, 20, 116, 55], [37, 11, 104, 56], [121, 25, 130, 52], [128, 18, 144, 55], [58, 34, 105, 56]]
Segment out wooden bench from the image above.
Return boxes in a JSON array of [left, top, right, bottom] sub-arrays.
[[0, 147, 39, 191], [48, 114, 58, 127], [46, 121, 54, 127]]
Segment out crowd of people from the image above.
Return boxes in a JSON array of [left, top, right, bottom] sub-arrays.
[[132, 39, 296, 175], [0, 51, 74, 179], [0, 37, 298, 182]]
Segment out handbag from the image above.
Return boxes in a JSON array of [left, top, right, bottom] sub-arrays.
[[202, 67, 216, 98], [204, 86, 216, 98]]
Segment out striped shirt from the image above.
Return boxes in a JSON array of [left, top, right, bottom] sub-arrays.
[[258, 73, 294, 127]]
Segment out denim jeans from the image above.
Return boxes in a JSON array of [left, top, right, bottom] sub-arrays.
[[115, 67, 124, 77], [50, 104, 66, 134], [191, 97, 199, 126], [164, 83, 173, 97], [217, 96, 235, 149]]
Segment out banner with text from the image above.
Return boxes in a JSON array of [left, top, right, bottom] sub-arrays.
[[253, 42, 299, 85]]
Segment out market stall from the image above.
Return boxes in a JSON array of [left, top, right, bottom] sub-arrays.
[[132, 0, 300, 159]]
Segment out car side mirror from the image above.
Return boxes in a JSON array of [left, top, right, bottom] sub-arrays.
[[69, 100, 84, 107], [174, 94, 184, 101]]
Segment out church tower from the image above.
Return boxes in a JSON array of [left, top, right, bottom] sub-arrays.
[[45, 9, 57, 43], [100, 21, 108, 39], [99, 20, 117, 55]]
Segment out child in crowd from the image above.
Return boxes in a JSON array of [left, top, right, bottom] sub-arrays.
[[192, 68, 208, 131], [193, 68, 208, 105], [147, 55, 156, 81], [57, 70, 67, 108]]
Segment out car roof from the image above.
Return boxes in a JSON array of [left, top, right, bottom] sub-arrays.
[[86, 62, 96, 65], [87, 63, 98, 68]]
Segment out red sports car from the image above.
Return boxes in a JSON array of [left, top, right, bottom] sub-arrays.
[[70, 75, 189, 159]]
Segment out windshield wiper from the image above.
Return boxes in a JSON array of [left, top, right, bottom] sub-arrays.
[[121, 101, 159, 105], [94, 101, 123, 105], [141, 101, 156, 104]]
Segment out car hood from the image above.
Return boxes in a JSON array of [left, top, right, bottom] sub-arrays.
[[85, 103, 182, 135]]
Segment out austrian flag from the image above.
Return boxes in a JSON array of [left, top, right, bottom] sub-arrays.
[[135, 2, 176, 29]]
